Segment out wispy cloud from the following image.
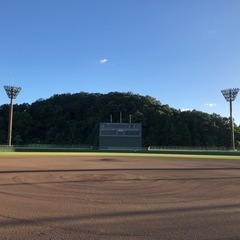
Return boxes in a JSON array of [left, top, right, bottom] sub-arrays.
[[205, 103, 217, 108], [99, 58, 108, 64]]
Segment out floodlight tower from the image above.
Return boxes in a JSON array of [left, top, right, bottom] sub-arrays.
[[4, 85, 22, 146], [221, 88, 239, 150]]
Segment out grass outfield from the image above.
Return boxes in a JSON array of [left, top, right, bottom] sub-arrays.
[[0, 151, 240, 160]]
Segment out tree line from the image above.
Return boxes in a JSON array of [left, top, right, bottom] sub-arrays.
[[0, 91, 239, 148]]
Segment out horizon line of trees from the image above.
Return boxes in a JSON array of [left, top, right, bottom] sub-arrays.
[[0, 91, 239, 148]]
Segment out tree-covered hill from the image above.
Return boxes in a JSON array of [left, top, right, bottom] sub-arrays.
[[0, 91, 239, 147]]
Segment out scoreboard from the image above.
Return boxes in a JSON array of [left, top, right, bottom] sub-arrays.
[[99, 123, 142, 149]]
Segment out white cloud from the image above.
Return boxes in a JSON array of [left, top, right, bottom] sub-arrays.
[[208, 30, 216, 34], [205, 103, 217, 108], [181, 109, 192, 112], [99, 58, 108, 64]]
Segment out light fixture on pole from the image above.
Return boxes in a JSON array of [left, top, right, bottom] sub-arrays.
[[221, 88, 239, 150], [4, 85, 22, 146]]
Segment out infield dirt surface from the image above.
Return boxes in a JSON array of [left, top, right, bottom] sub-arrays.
[[0, 153, 240, 240]]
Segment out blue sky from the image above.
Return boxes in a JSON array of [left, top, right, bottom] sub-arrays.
[[0, 0, 240, 124]]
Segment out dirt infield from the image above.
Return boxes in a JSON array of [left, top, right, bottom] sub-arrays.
[[0, 153, 240, 240]]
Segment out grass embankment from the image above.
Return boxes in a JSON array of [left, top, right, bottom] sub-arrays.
[[0, 149, 240, 160]]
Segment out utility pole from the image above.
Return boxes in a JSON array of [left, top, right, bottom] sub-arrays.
[[4, 85, 22, 146], [221, 88, 239, 150]]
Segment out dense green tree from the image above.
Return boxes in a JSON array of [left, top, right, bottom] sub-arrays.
[[0, 91, 239, 148]]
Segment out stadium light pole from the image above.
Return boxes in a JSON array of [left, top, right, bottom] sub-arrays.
[[221, 88, 239, 151], [4, 85, 22, 146]]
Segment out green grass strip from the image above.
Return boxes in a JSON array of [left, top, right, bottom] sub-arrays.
[[0, 151, 240, 160]]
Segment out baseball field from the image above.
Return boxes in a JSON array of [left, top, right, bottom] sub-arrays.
[[0, 152, 239, 239]]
